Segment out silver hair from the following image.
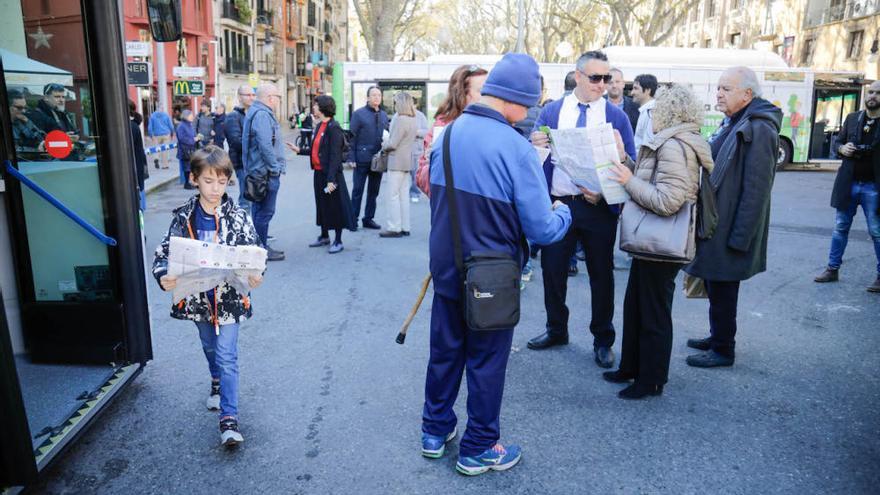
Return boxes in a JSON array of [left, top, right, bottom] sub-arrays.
[[726, 66, 762, 98], [652, 84, 705, 132], [256, 83, 278, 102], [575, 50, 609, 72]]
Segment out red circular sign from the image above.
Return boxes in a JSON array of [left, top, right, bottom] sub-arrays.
[[44, 130, 73, 159]]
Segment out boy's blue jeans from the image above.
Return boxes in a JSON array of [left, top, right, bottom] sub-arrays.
[[196, 321, 240, 420], [827, 182, 880, 274]]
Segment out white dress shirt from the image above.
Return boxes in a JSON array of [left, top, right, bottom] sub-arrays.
[[551, 93, 607, 196]]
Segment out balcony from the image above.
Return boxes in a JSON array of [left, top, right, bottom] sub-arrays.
[[222, 0, 251, 24], [257, 9, 274, 26], [296, 63, 307, 78], [804, 0, 879, 27], [257, 59, 279, 75], [225, 58, 252, 75]]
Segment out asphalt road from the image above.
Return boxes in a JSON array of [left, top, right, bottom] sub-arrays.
[[32, 149, 880, 494]]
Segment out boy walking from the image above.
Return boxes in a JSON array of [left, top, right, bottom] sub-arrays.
[[153, 145, 263, 446]]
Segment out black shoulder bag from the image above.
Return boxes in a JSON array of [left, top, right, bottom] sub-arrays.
[[442, 123, 521, 331]]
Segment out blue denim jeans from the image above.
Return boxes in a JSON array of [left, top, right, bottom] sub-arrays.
[[196, 321, 240, 419], [234, 167, 251, 212], [179, 158, 189, 184], [251, 174, 280, 247], [828, 181, 880, 274]]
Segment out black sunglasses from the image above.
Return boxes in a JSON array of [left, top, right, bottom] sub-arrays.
[[578, 70, 612, 84]]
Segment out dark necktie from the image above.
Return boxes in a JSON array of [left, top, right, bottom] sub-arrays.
[[576, 103, 588, 128]]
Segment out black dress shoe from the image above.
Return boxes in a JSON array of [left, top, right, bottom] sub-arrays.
[[686, 350, 734, 368], [526, 332, 568, 350], [868, 275, 880, 293], [379, 230, 403, 238], [686, 336, 712, 351], [362, 219, 381, 230], [401, 231, 410, 236], [602, 370, 634, 383], [308, 237, 331, 247], [266, 248, 285, 261], [618, 382, 663, 400], [594, 346, 615, 368]]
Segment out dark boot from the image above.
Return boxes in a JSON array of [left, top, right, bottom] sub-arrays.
[[868, 275, 880, 293], [618, 382, 663, 400], [686, 350, 734, 368], [814, 267, 839, 283], [602, 370, 634, 383], [686, 336, 712, 351]]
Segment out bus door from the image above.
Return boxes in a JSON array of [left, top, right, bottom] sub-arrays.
[[809, 87, 861, 159], [0, 1, 153, 486], [377, 81, 428, 117]]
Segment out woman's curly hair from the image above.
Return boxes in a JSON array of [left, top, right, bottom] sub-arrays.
[[652, 83, 705, 133]]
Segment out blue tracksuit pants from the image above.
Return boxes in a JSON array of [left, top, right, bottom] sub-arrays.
[[421, 293, 514, 457]]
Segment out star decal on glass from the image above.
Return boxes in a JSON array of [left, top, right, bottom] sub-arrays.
[[29, 26, 54, 49]]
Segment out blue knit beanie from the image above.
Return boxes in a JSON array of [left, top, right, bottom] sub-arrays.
[[481, 53, 541, 107]]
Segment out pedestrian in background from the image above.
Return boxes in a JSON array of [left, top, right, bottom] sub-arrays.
[[814, 80, 880, 293], [176, 109, 197, 189], [409, 105, 429, 203], [606, 67, 640, 131], [128, 100, 147, 210], [288, 95, 354, 254], [684, 66, 781, 368], [421, 53, 571, 476], [603, 84, 714, 399], [196, 101, 215, 149], [527, 50, 636, 371], [349, 86, 389, 230], [380, 92, 418, 238], [632, 74, 659, 150], [415, 64, 489, 195], [213, 103, 227, 148], [243, 83, 287, 261], [153, 145, 263, 447], [147, 107, 175, 169], [225, 85, 256, 210]]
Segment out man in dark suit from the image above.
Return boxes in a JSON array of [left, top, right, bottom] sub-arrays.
[[606, 68, 639, 132], [348, 86, 390, 230], [814, 80, 880, 292], [684, 66, 782, 367], [527, 50, 636, 370]]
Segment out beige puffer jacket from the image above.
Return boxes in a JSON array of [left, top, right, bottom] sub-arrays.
[[623, 122, 714, 217]]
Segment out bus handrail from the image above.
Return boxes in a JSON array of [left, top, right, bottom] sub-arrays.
[[3, 160, 118, 247]]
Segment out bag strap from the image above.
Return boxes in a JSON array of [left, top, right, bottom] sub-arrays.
[[441, 122, 465, 279]]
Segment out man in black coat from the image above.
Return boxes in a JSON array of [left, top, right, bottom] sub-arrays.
[[814, 80, 880, 293], [348, 86, 389, 230], [605, 68, 640, 132], [224, 85, 256, 209], [684, 66, 782, 368]]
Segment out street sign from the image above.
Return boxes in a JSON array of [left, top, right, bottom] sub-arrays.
[[44, 130, 72, 159], [125, 41, 151, 57], [173, 79, 205, 96], [172, 66, 206, 78], [126, 62, 151, 86]]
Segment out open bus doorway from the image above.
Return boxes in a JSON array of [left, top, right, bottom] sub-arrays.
[[377, 81, 427, 118], [809, 88, 861, 160]]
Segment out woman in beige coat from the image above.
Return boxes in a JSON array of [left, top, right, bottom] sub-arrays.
[[603, 84, 715, 399], [380, 92, 418, 237]]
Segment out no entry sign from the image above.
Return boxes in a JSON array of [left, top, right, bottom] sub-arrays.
[[44, 130, 72, 159]]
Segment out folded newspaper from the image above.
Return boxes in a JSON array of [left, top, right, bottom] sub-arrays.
[[167, 237, 267, 301], [549, 123, 629, 204]]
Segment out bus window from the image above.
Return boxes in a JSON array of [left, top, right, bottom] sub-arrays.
[[810, 89, 861, 159]]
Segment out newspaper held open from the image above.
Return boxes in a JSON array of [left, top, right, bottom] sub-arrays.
[[167, 236, 267, 301]]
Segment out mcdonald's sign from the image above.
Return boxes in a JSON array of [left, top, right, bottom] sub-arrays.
[[173, 79, 205, 96]]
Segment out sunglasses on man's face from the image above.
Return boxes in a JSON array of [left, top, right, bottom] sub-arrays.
[[579, 71, 612, 84], [12, 104, 27, 110]]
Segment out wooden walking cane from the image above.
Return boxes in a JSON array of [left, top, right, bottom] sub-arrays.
[[396, 274, 432, 344]]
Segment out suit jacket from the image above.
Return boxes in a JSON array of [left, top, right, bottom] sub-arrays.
[[605, 95, 640, 131], [831, 111, 880, 214]]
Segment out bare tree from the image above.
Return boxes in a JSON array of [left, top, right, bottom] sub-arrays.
[[352, 0, 423, 60], [602, 0, 702, 46]]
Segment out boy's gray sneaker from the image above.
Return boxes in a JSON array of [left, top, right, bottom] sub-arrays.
[[206, 382, 220, 411], [220, 418, 243, 446]]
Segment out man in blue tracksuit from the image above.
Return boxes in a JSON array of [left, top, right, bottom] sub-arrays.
[[526, 50, 636, 371], [421, 53, 572, 476], [242, 83, 286, 261]]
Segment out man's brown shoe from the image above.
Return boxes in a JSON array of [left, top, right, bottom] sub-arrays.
[[814, 268, 839, 283]]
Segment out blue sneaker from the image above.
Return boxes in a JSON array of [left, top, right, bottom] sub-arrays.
[[456, 443, 522, 476], [421, 427, 457, 458]]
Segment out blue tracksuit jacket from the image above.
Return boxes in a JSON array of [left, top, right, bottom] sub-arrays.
[[429, 104, 572, 300]]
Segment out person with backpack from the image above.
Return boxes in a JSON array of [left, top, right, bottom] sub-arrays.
[[602, 84, 714, 399], [287, 95, 355, 253]]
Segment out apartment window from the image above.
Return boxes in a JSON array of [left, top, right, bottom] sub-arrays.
[[801, 38, 814, 64], [848, 30, 865, 59], [308, 0, 316, 27], [705, 0, 716, 17], [689, 6, 698, 22], [729, 33, 742, 47], [703, 38, 712, 48]]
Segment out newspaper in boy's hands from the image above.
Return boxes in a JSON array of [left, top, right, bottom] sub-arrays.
[[167, 237, 267, 301]]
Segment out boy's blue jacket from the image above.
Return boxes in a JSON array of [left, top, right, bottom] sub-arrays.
[[429, 104, 572, 300], [242, 101, 285, 175]]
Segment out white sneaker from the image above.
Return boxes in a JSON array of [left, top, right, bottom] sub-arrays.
[[206, 382, 220, 411], [220, 418, 244, 446]]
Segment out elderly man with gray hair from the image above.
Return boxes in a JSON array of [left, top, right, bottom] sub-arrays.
[[242, 83, 286, 261], [683, 66, 782, 368]]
